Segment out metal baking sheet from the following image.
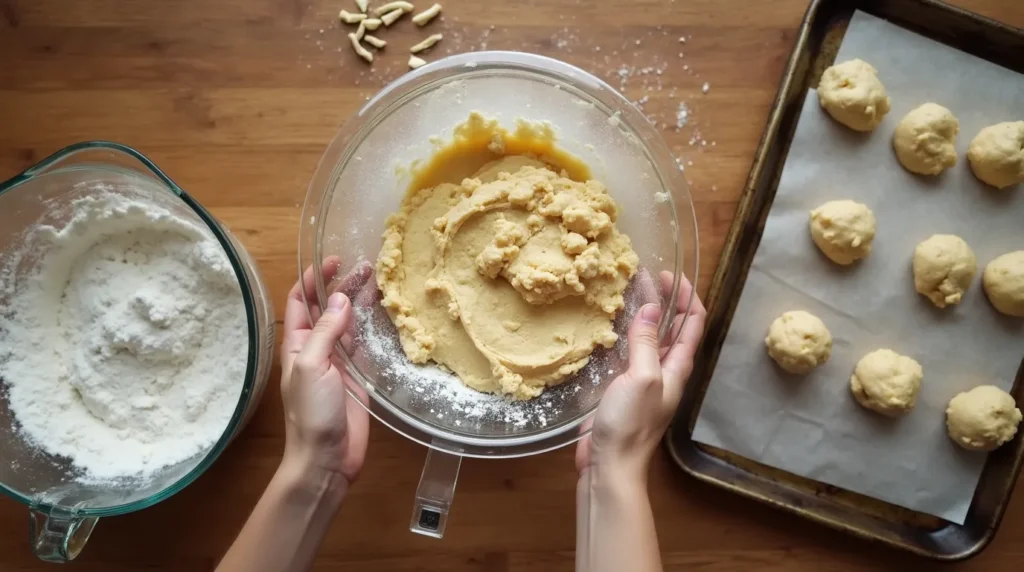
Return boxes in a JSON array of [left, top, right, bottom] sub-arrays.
[[692, 8, 1024, 525], [667, 0, 1024, 561]]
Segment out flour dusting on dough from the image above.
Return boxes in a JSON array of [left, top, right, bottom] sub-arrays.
[[376, 113, 638, 399]]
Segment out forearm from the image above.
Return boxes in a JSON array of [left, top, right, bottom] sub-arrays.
[[576, 467, 662, 572], [217, 460, 348, 572]]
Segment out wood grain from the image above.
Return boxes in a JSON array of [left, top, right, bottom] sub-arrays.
[[1, 0, 1023, 570]]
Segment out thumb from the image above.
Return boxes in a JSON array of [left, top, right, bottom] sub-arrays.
[[295, 293, 352, 374], [626, 303, 663, 383]]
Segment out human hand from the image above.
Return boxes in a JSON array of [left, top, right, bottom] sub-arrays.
[[279, 258, 370, 485], [575, 271, 706, 484]]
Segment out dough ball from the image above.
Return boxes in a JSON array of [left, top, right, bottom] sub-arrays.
[[892, 103, 959, 175], [983, 251, 1024, 317], [946, 385, 1022, 451], [764, 311, 833, 374], [912, 234, 977, 308], [808, 200, 876, 265], [816, 59, 891, 132], [850, 349, 922, 417], [967, 121, 1024, 189]]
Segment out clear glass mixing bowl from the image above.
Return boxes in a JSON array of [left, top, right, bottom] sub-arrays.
[[298, 51, 698, 537], [0, 142, 275, 562]]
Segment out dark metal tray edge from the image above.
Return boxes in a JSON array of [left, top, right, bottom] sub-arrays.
[[665, 0, 1024, 562]]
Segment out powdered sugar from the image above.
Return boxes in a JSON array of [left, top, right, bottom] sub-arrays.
[[0, 191, 246, 481]]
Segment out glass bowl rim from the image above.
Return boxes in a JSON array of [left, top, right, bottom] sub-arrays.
[[299, 51, 699, 458]]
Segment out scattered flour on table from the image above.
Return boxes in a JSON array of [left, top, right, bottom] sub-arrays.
[[675, 102, 690, 129], [0, 190, 247, 481]]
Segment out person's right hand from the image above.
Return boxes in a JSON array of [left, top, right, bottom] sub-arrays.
[[575, 271, 706, 483], [279, 259, 370, 486]]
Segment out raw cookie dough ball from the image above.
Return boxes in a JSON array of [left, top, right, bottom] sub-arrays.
[[893, 103, 959, 175], [967, 121, 1024, 189], [765, 311, 833, 374], [946, 385, 1022, 451], [983, 251, 1024, 317], [912, 234, 977, 308], [817, 59, 891, 132], [808, 200, 876, 265], [850, 349, 922, 417]]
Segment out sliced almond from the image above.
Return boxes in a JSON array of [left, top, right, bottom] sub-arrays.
[[373, 1, 414, 15], [364, 34, 387, 49], [381, 9, 405, 26], [409, 33, 443, 54], [349, 33, 374, 63], [412, 3, 442, 26], [339, 9, 367, 24]]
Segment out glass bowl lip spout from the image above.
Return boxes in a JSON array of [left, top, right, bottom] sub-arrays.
[[300, 51, 699, 458], [0, 141, 263, 517]]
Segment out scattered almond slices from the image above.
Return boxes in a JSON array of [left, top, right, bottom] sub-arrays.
[[412, 3, 441, 26], [348, 33, 373, 63], [372, 1, 414, 16], [364, 34, 387, 49], [339, 10, 366, 24], [338, 1, 443, 68], [380, 9, 405, 26], [409, 33, 442, 54]]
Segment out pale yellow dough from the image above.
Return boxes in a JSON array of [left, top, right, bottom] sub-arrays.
[[983, 251, 1024, 318], [764, 311, 832, 375], [376, 115, 639, 399], [850, 349, 922, 417], [817, 59, 891, 132], [967, 121, 1024, 189], [946, 385, 1022, 452], [893, 103, 959, 176], [912, 234, 976, 308], [809, 199, 876, 265]]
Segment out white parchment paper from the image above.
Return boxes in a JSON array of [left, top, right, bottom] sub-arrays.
[[691, 11, 1024, 524]]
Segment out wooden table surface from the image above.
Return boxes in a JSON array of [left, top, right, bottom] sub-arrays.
[[2, 0, 1023, 569]]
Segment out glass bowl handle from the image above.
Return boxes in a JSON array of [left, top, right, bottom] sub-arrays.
[[409, 445, 462, 538], [29, 504, 98, 563]]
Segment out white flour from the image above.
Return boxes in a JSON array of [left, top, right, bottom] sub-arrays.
[[0, 191, 246, 481], [354, 296, 609, 433]]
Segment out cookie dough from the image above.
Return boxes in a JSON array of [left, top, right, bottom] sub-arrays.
[[893, 103, 959, 176], [850, 349, 922, 417], [912, 234, 977, 308], [765, 311, 832, 375], [983, 251, 1024, 317], [809, 200, 876, 265], [967, 121, 1024, 189], [816, 59, 891, 132], [946, 385, 1022, 451], [376, 113, 639, 399]]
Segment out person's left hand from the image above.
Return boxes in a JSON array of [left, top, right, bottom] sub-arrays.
[[279, 259, 370, 484]]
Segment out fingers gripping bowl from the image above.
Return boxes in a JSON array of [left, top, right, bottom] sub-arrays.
[[298, 52, 698, 534]]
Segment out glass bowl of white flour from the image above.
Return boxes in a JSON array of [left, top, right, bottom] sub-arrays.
[[0, 142, 275, 562]]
